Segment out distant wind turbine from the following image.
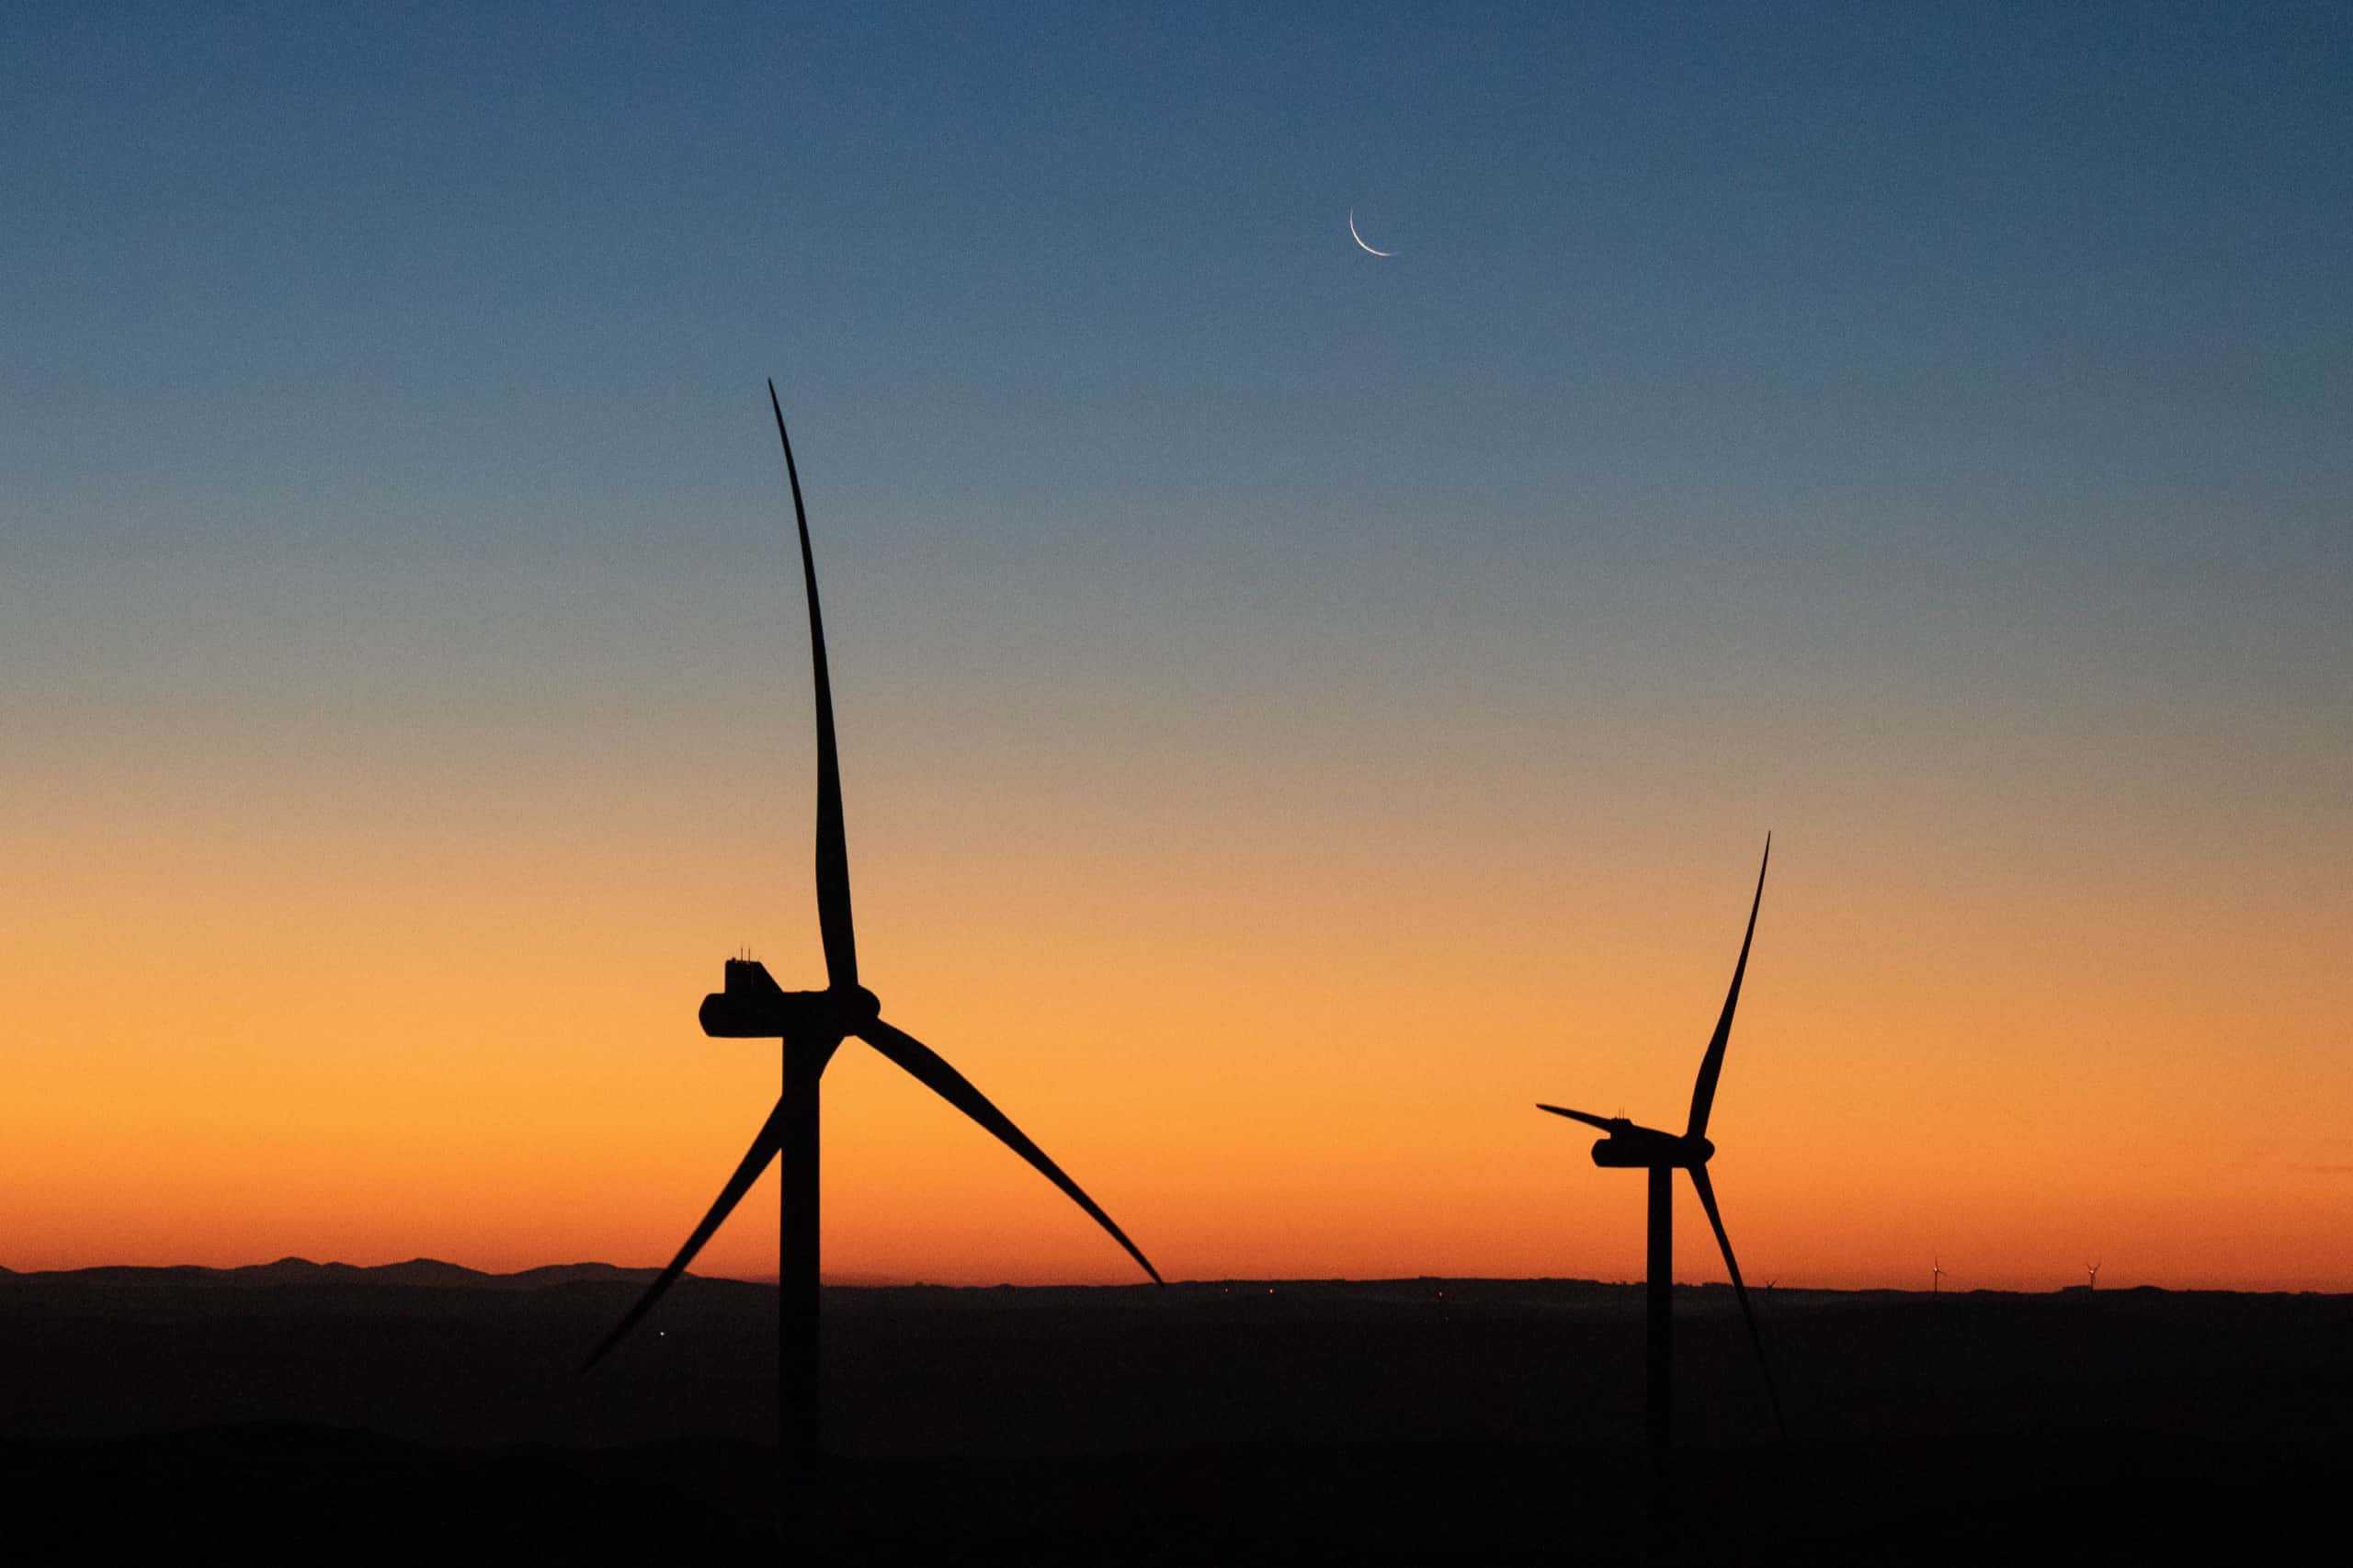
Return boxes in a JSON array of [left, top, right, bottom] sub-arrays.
[[2086, 1261, 2100, 1290], [581, 383, 1163, 1457], [1932, 1257, 1945, 1295], [1537, 837, 1787, 1449]]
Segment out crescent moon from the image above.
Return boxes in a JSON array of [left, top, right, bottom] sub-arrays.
[[1347, 209, 1394, 258]]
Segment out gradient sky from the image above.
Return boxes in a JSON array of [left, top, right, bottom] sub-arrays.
[[5, 4, 2348, 1290]]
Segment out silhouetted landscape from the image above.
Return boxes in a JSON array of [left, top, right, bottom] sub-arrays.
[[4, 1263, 2347, 1562]]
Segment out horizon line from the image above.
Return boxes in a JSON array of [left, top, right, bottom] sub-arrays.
[[0, 1256, 2334, 1297]]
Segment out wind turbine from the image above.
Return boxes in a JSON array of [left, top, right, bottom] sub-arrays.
[[581, 382, 1163, 1456], [2086, 1261, 2100, 1290], [1932, 1257, 1945, 1295], [1537, 837, 1786, 1451]]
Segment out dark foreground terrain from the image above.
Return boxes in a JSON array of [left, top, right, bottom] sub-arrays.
[[2, 1263, 2347, 1562]]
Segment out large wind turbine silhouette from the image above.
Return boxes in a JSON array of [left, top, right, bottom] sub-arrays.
[[1538, 837, 1786, 1451], [582, 383, 1162, 1455]]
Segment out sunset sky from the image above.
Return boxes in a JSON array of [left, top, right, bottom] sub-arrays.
[[4, 5, 2347, 1291]]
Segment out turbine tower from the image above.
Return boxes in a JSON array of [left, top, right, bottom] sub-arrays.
[[1537, 837, 1786, 1452], [582, 383, 1163, 1457], [1932, 1257, 1945, 1295], [2086, 1261, 2099, 1290]]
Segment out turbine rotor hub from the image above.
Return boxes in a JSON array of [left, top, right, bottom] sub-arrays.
[[832, 984, 881, 1031]]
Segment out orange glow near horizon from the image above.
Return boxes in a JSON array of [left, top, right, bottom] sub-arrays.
[[6, 695, 2348, 1294]]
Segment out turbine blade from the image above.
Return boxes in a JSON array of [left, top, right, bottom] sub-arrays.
[[857, 1018, 1163, 1284], [1536, 1104, 1618, 1133], [1687, 834, 1770, 1141], [580, 1097, 789, 1372], [1688, 1164, 1787, 1438], [769, 381, 857, 991]]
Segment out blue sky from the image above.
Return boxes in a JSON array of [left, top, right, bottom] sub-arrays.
[[9, 2, 2345, 799]]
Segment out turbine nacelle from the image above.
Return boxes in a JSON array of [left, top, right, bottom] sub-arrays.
[[1536, 1106, 1714, 1167], [1589, 1123, 1713, 1169], [698, 957, 881, 1042]]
